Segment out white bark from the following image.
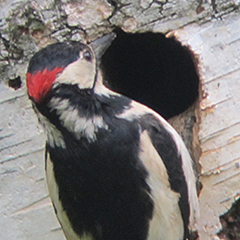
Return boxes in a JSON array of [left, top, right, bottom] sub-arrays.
[[1, 0, 240, 239], [174, 12, 240, 239]]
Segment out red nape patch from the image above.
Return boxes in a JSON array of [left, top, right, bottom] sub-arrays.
[[26, 67, 64, 103]]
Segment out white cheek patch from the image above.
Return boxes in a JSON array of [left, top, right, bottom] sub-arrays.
[[55, 59, 96, 89], [49, 98, 109, 142]]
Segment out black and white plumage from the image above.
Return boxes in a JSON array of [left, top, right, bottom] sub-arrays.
[[26, 33, 199, 240]]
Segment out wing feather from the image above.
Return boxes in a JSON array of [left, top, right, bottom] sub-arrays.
[[117, 100, 199, 233]]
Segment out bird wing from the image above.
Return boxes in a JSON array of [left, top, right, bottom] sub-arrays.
[[117, 100, 199, 238]]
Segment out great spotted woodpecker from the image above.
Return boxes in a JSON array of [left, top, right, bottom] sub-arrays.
[[26, 33, 199, 240]]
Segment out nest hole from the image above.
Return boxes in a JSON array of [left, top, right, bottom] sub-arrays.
[[101, 29, 201, 173], [101, 28, 199, 120]]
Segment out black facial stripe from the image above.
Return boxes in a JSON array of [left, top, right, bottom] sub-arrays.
[[35, 83, 133, 150], [48, 84, 132, 117], [139, 114, 190, 239], [28, 41, 87, 74]]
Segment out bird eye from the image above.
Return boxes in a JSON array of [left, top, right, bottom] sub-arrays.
[[83, 50, 92, 62]]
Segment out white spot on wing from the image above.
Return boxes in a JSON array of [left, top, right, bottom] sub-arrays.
[[118, 99, 200, 230], [139, 130, 184, 240], [116, 100, 148, 121]]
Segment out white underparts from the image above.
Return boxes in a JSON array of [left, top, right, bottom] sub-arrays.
[[49, 97, 109, 142], [46, 153, 93, 240]]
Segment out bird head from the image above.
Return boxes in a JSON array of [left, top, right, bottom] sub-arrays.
[[26, 33, 116, 103]]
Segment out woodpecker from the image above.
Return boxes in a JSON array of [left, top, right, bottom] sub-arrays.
[[26, 33, 199, 240]]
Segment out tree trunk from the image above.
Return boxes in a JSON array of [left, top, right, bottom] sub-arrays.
[[1, 1, 240, 239]]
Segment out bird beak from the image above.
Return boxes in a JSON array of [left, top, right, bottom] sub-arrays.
[[89, 33, 116, 60]]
